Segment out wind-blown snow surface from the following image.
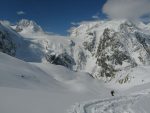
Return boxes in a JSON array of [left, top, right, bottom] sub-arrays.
[[1, 52, 150, 113], [1, 19, 150, 113], [0, 52, 111, 113], [0, 53, 150, 113]]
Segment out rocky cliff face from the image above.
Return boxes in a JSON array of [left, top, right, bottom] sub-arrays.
[[45, 52, 76, 69], [0, 30, 16, 56], [69, 20, 150, 81]]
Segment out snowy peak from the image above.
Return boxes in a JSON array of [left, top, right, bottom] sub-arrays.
[[70, 20, 127, 38], [67, 20, 150, 81], [15, 19, 43, 33]]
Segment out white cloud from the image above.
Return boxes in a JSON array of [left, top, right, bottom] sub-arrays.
[[92, 15, 99, 19], [71, 22, 79, 26], [92, 12, 100, 19], [103, 0, 150, 19], [17, 11, 26, 15]]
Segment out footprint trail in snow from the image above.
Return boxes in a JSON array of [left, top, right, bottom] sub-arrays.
[[68, 92, 150, 113]]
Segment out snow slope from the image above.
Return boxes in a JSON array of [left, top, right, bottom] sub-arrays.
[[68, 92, 150, 113], [1, 49, 150, 113], [0, 51, 111, 113], [0, 52, 61, 90]]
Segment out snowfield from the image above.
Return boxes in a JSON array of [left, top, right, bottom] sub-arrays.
[[68, 94, 141, 113], [0, 52, 111, 113], [68, 86, 150, 113]]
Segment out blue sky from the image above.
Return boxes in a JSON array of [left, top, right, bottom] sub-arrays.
[[0, 0, 106, 35]]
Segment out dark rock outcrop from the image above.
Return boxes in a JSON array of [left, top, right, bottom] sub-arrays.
[[0, 31, 16, 56], [46, 52, 76, 69]]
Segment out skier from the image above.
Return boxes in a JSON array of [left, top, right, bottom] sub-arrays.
[[111, 90, 115, 96]]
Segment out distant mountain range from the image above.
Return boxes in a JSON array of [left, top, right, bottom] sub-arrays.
[[0, 19, 150, 83]]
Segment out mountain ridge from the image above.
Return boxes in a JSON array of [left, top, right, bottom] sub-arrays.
[[0, 19, 150, 83]]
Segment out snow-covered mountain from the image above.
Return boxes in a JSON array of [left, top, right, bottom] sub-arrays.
[[14, 19, 43, 33], [1, 19, 150, 83], [1, 19, 150, 113], [69, 20, 150, 81]]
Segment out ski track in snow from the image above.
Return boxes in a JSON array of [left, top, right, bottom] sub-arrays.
[[68, 91, 150, 113]]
